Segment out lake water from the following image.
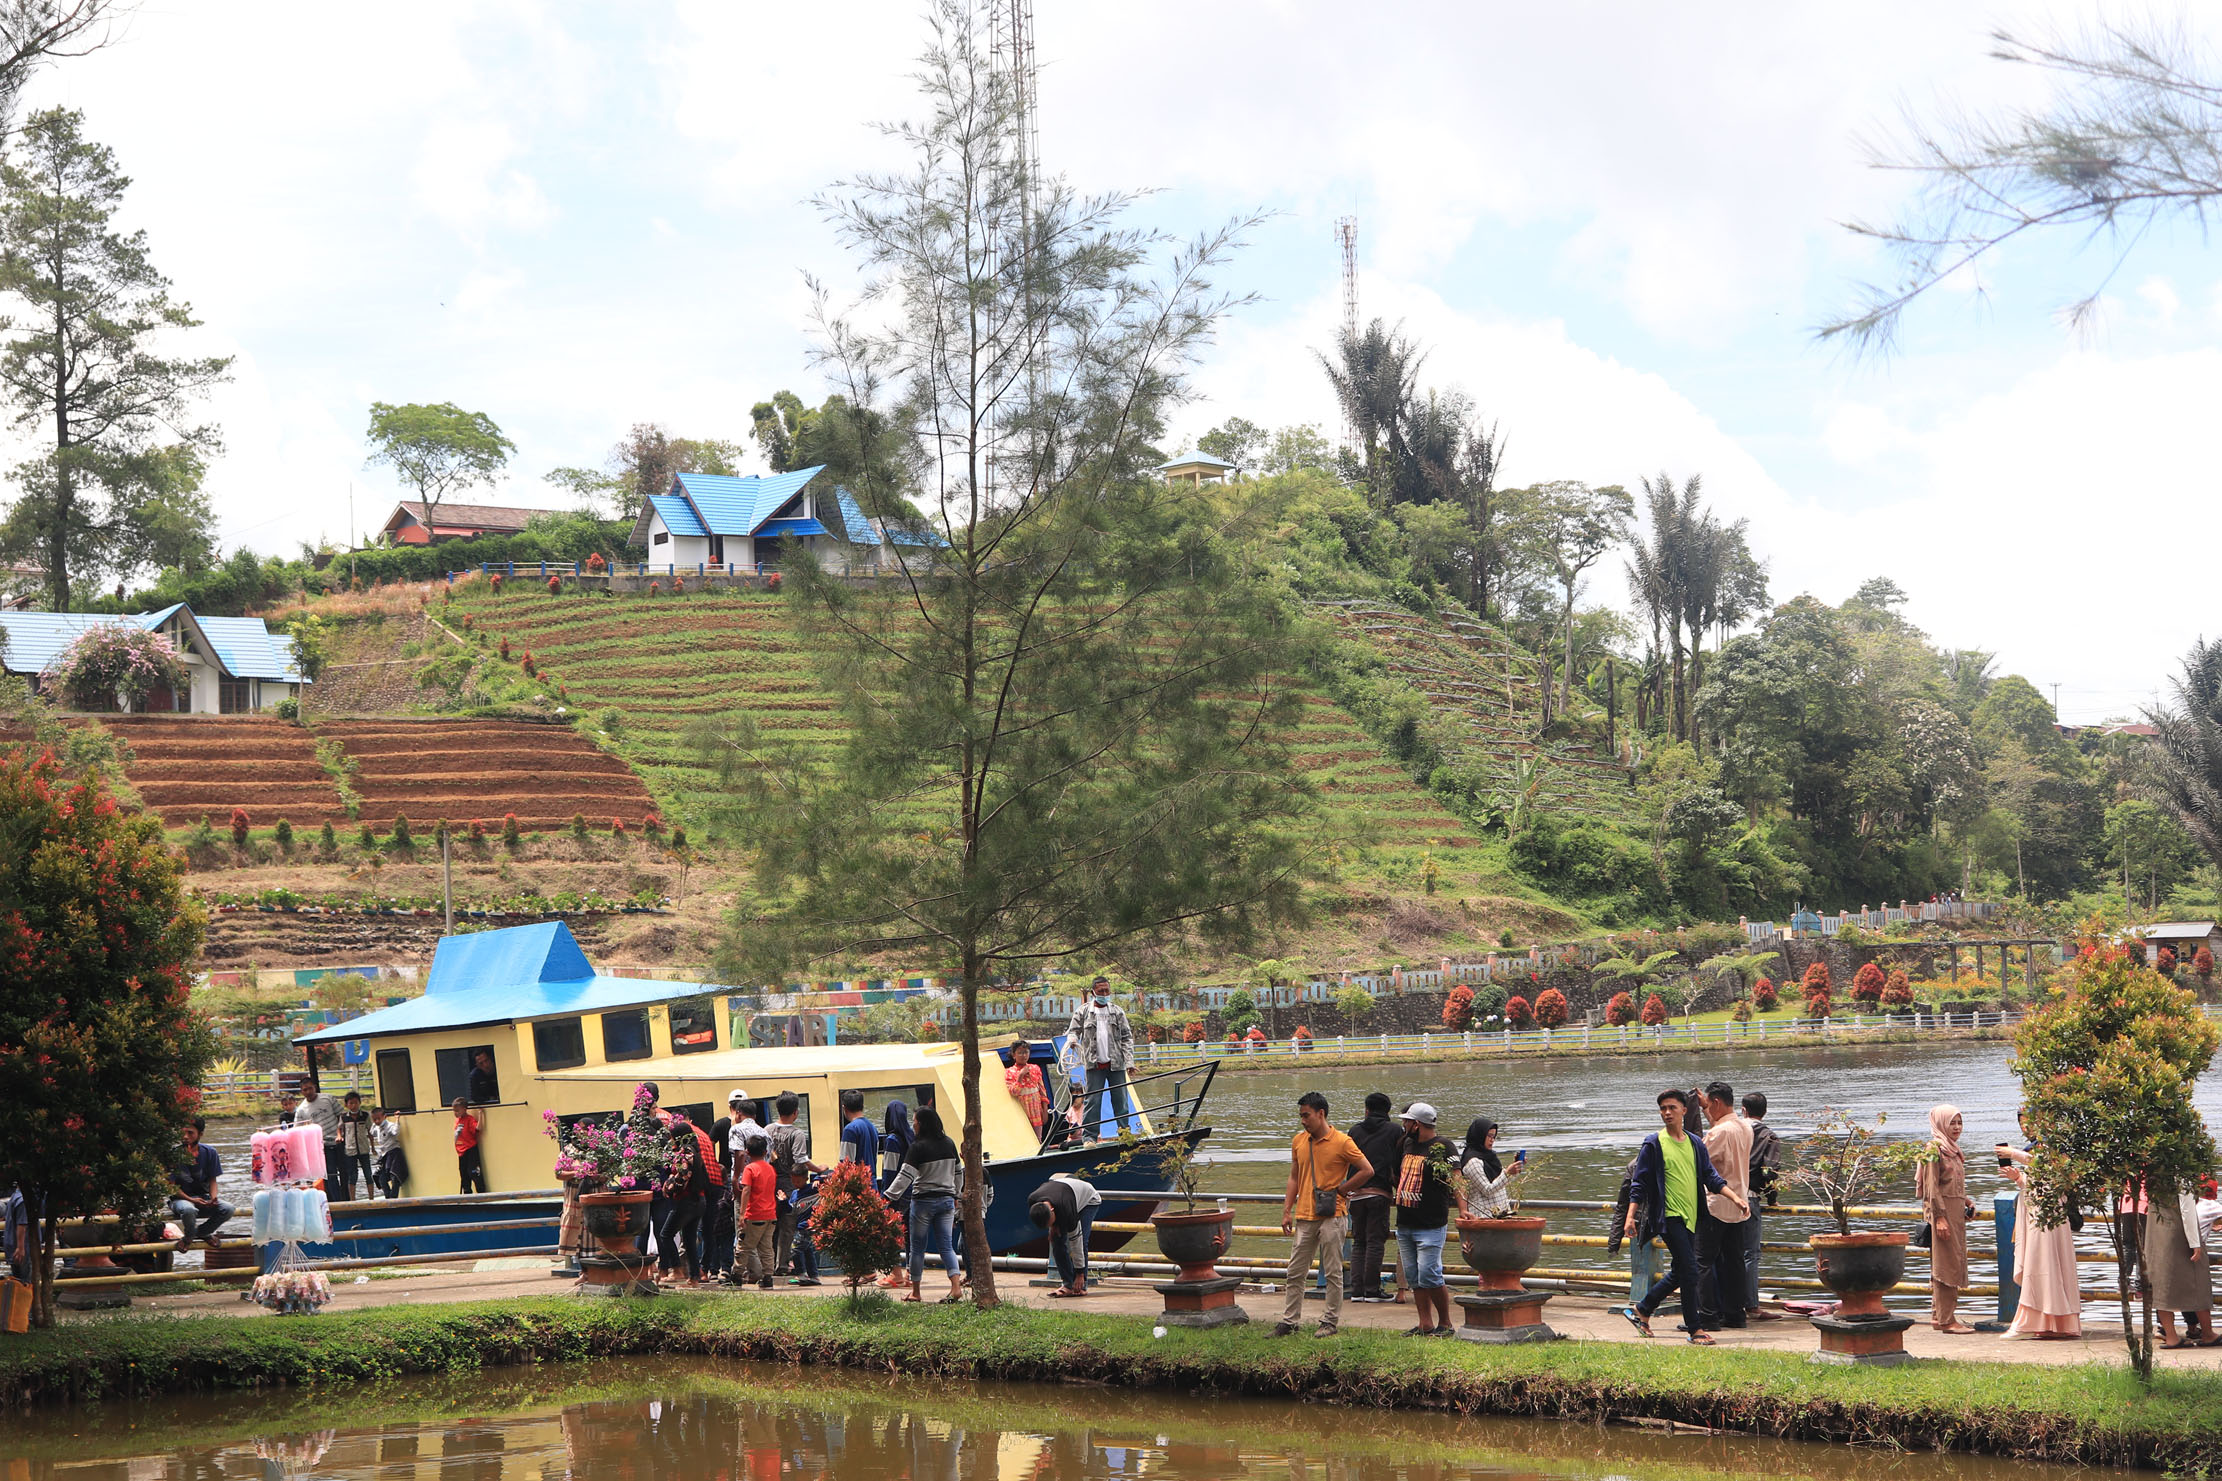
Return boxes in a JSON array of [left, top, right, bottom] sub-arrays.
[[0, 1358, 2128, 1481]]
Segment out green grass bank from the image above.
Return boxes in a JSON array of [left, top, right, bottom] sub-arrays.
[[1153, 1022, 2015, 1073], [5, 1296, 2217, 1472]]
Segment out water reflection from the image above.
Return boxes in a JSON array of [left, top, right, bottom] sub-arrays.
[[0, 1360, 2127, 1481]]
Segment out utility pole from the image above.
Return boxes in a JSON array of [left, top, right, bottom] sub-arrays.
[[2050, 681, 2060, 719], [1335, 216, 1359, 451]]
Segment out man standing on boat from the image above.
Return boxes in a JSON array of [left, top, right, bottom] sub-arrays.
[[1062, 977, 1136, 1142]]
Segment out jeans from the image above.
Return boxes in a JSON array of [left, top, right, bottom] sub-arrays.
[[1082, 1064, 1137, 1139], [908, 1194, 959, 1281], [377, 1151, 404, 1199], [658, 1196, 704, 1279], [1739, 1211, 1764, 1310], [775, 1200, 798, 1275], [333, 1154, 374, 1202], [1636, 1215, 1703, 1332], [1347, 1195, 1392, 1298], [457, 1147, 486, 1195], [1049, 1206, 1097, 1289], [1283, 1214, 1346, 1328], [705, 1194, 735, 1277], [792, 1221, 819, 1280], [1696, 1211, 1744, 1327], [170, 1197, 234, 1246], [1395, 1224, 1447, 1289]]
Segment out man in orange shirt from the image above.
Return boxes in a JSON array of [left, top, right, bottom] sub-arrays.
[[451, 1097, 484, 1194], [736, 1133, 779, 1289], [1276, 1091, 1377, 1338]]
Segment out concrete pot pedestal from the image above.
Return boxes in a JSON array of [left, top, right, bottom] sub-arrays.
[[573, 1251, 658, 1297], [1152, 1274, 1249, 1327], [1455, 1216, 1560, 1344], [1809, 1232, 1912, 1365], [1149, 1210, 1247, 1327]]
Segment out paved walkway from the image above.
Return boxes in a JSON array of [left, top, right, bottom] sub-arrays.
[[108, 1260, 2222, 1371]]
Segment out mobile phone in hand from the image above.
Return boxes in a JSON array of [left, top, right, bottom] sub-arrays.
[[1514, 1149, 1526, 1163]]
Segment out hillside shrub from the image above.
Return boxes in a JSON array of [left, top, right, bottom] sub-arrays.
[[490, 573, 503, 593], [1639, 993, 1668, 1026], [570, 813, 588, 840], [274, 819, 294, 853], [521, 651, 536, 676], [1497, 930, 1515, 949], [1503, 994, 1534, 1028], [670, 826, 687, 850], [546, 576, 560, 594], [469, 818, 486, 841], [318, 821, 337, 854], [357, 822, 376, 850], [1533, 987, 1569, 1027], [1605, 990, 1636, 1026], [502, 814, 522, 848], [642, 814, 663, 839], [274, 696, 299, 721], [390, 814, 414, 850], [2198, 946, 2215, 981], [1442, 983, 1474, 1030], [1752, 977, 1778, 1010], [611, 816, 627, 838], [1731, 998, 1753, 1022], [229, 807, 250, 848], [1851, 961, 1885, 1004], [498, 637, 511, 660]]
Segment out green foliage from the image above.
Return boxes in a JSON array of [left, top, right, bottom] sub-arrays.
[[1334, 985, 1375, 1021], [2014, 944, 2219, 1085], [273, 696, 299, 721], [1784, 1108, 1925, 1235], [318, 820, 337, 854], [40, 620, 185, 711], [0, 109, 229, 610], [389, 813, 413, 850], [0, 751, 216, 1327], [812, 1161, 907, 1299], [363, 401, 516, 533]]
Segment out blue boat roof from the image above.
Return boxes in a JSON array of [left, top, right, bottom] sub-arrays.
[[294, 922, 712, 1043], [196, 614, 308, 683]]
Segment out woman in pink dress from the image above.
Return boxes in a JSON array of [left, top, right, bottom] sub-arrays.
[[2000, 1119, 2082, 1340]]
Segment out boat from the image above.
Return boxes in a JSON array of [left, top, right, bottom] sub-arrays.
[[288, 921, 1216, 1266]]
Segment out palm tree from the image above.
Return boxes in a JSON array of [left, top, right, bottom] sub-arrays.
[[2142, 637, 2222, 873], [1318, 318, 1422, 497], [1702, 949, 1781, 1001]]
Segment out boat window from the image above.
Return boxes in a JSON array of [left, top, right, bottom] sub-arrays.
[[669, 997, 719, 1055], [533, 1017, 587, 1071], [668, 1102, 716, 1137], [601, 1009, 653, 1062], [850, 1085, 939, 1145], [375, 1048, 417, 1113], [435, 1044, 499, 1107]]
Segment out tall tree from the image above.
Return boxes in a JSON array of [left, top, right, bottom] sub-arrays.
[[0, 109, 229, 610], [1504, 480, 1633, 717], [695, 0, 1307, 1308], [595, 422, 742, 522], [0, 3, 118, 133], [749, 392, 908, 520], [2142, 636, 2222, 878], [363, 401, 514, 539], [1318, 318, 1421, 498], [1824, 23, 2222, 351], [1194, 415, 1264, 471]]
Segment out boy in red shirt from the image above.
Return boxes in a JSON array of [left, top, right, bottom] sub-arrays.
[[452, 1097, 485, 1194], [737, 1133, 778, 1288]]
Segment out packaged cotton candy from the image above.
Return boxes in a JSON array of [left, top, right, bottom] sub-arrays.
[[251, 1189, 274, 1243], [251, 1131, 270, 1185]]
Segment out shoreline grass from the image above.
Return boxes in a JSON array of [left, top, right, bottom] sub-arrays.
[[3, 1295, 2216, 1471], [1155, 1022, 2014, 1073]]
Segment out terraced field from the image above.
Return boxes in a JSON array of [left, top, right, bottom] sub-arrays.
[[442, 587, 1486, 886], [101, 715, 352, 828], [320, 717, 656, 833], [1319, 600, 1636, 822]]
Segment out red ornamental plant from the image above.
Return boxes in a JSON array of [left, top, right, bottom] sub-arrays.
[[229, 806, 250, 848], [490, 573, 503, 592], [1533, 987, 1569, 1027], [469, 819, 487, 841], [672, 575, 685, 593], [767, 572, 783, 592], [0, 752, 217, 1328], [502, 813, 522, 847], [460, 613, 474, 630], [611, 816, 627, 837], [586, 552, 607, 574], [1806, 987, 1832, 1020], [648, 581, 661, 596], [2158, 946, 2178, 974], [498, 637, 511, 660], [546, 575, 560, 594], [2197, 946, 2215, 980], [520, 651, 536, 676], [1183, 1021, 1205, 1042], [1752, 977, 1778, 1010], [1605, 990, 1637, 1026], [1851, 961, 1886, 1004], [1640, 992, 1669, 1026], [1882, 974, 1914, 1008], [1442, 982, 1475, 1029], [811, 1159, 905, 1301], [642, 814, 664, 839], [1802, 960, 1831, 995], [1505, 994, 1535, 1028]]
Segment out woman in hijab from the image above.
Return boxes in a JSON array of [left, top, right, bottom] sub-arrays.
[[2001, 1110, 2082, 1340], [2144, 1179, 2216, 1348], [1457, 1116, 1524, 1218], [874, 1099, 918, 1288], [1916, 1104, 1975, 1333]]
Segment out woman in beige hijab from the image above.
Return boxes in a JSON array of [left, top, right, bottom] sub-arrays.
[[1916, 1104, 1976, 1333]]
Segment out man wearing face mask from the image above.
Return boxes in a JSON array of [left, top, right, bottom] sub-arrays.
[[1061, 976, 1136, 1142]]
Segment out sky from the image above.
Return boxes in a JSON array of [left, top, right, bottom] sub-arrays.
[[21, 1, 2221, 723]]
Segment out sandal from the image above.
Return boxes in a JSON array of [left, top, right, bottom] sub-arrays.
[[1048, 1287, 1087, 1298], [901, 1292, 922, 1303], [1616, 1306, 1653, 1338], [1688, 1331, 1716, 1345], [940, 1292, 965, 1304], [1935, 1323, 1978, 1334]]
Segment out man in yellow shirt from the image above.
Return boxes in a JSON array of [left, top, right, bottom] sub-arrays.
[[1278, 1091, 1377, 1338]]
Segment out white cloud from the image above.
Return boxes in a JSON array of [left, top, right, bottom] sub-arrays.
[[2137, 275, 2181, 328], [411, 119, 552, 238]]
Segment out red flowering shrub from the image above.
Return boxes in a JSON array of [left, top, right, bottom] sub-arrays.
[[611, 816, 627, 837], [672, 575, 685, 593], [648, 581, 661, 595], [1442, 983, 1475, 1029], [546, 575, 560, 594], [229, 806, 250, 848], [1851, 961, 1885, 1004], [1533, 987, 1569, 1027], [1805, 987, 1832, 1020], [2158, 945, 2178, 973], [1505, 994, 1535, 1028], [490, 572, 503, 592], [767, 572, 783, 592], [498, 637, 511, 660], [469, 819, 487, 840], [642, 814, 664, 839], [2197, 946, 2215, 980], [459, 613, 473, 630], [810, 1160, 905, 1298], [520, 651, 536, 676], [586, 552, 607, 574], [1881, 974, 1914, 1007], [502, 813, 521, 847], [1802, 961, 1831, 995], [1640, 993, 1669, 1026], [1605, 990, 1637, 1026], [1752, 977, 1778, 1010], [1183, 1021, 1205, 1042]]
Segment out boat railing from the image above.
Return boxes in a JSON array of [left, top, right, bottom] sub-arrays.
[[1040, 1060, 1219, 1152]]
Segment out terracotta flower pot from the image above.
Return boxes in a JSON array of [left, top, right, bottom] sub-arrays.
[[1811, 1231, 1908, 1320], [1456, 1215, 1545, 1291], [580, 1189, 653, 1255], [1150, 1207, 1234, 1283]]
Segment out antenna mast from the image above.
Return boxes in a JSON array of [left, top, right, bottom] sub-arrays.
[[1335, 215, 1358, 449]]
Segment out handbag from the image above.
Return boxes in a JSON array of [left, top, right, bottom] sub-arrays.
[[1306, 1141, 1339, 1219], [1911, 1221, 1932, 1249]]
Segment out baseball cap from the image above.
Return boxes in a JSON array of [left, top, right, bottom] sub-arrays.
[[1400, 1101, 1438, 1127], [727, 1089, 748, 1105]]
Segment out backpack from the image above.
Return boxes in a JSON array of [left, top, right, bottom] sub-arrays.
[[771, 1124, 802, 1191]]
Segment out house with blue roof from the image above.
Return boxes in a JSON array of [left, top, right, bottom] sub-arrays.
[[0, 604, 310, 713], [627, 466, 941, 574]]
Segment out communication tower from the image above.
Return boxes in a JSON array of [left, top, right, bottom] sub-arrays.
[[1335, 215, 1359, 448]]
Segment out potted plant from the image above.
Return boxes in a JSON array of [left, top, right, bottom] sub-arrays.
[[1115, 1131, 1246, 1326], [552, 1085, 668, 1257], [1785, 1108, 1926, 1363], [1455, 1157, 1558, 1342]]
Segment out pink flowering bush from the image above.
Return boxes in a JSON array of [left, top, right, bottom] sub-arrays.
[[42, 622, 185, 711], [541, 1081, 682, 1191]]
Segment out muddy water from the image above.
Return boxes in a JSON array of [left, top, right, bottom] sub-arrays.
[[0, 1359, 2128, 1481]]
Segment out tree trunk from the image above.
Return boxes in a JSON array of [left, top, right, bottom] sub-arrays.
[[1560, 586, 1577, 719], [957, 954, 998, 1306], [32, 1207, 56, 1330], [1668, 617, 1687, 742]]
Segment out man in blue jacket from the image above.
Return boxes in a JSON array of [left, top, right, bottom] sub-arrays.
[[1617, 1088, 1745, 1344]]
